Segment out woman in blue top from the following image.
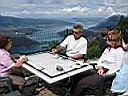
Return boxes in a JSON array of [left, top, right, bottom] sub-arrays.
[[111, 40, 128, 95]]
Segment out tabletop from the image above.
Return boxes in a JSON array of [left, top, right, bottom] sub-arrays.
[[22, 52, 93, 84]]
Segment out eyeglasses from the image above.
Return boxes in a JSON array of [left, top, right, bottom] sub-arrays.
[[109, 39, 116, 41], [72, 31, 81, 35], [107, 37, 117, 42]]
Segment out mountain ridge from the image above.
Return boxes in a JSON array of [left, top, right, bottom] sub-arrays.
[[0, 15, 122, 54]]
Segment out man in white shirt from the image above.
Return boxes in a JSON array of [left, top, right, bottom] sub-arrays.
[[52, 24, 87, 60]]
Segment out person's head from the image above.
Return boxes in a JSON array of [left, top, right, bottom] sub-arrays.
[[101, 29, 110, 40], [107, 29, 122, 48], [101, 28, 113, 40], [72, 24, 83, 40], [0, 34, 12, 50], [108, 39, 119, 48], [107, 29, 121, 41]]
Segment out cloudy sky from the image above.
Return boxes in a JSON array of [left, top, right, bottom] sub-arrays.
[[0, 0, 127, 18]]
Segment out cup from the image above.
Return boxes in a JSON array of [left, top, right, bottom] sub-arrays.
[[52, 54, 59, 59], [18, 55, 28, 62]]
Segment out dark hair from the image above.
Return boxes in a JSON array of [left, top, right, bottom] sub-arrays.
[[104, 27, 113, 31], [111, 29, 120, 33], [100, 28, 114, 37], [123, 32, 128, 44], [0, 34, 11, 49], [101, 31, 108, 37], [107, 37, 123, 49], [73, 24, 84, 32]]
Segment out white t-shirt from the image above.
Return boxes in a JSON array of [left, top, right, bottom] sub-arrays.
[[97, 47, 124, 75], [60, 35, 87, 57]]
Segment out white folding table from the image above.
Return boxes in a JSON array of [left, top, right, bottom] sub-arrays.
[[22, 52, 93, 84], [22, 52, 93, 95]]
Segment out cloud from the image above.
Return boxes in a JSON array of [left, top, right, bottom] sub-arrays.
[[98, 6, 105, 13], [0, 0, 127, 18], [21, 10, 30, 14], [61, 6, 89, 13], [107, 7, 114, 12]]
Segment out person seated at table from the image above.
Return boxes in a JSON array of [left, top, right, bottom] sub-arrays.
[[0, 34, 27, 91], [52, 24, 87, 60], [99, 28, 113, 52], [110, 33, 128, 95], [71, 29, 124, 96], [122, 31, 128, 50]]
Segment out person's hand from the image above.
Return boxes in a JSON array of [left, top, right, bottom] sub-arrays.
[[18, 55, 28, 63], [124, 44, 128, 51], [97, 67, 105, 76], [52, 48, 58, 54], [14, 56, 28, 68]]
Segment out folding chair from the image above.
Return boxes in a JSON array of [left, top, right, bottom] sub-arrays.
[[0, 77, 13, 95], [89, 63, 116, 95], [0, 77, 22, 96]]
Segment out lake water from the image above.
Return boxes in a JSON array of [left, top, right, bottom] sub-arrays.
[[11, 16, 105, 54]]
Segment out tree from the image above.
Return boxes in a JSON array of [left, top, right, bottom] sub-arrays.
[[117, 15, 128, 44], [85, 37, 102, 60]]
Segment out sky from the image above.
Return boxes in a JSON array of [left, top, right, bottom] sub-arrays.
[[0, 0, 127, 18]]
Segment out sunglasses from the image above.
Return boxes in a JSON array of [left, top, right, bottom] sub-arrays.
[[108, 38, 116, 41], [72, 31, 81, 34]]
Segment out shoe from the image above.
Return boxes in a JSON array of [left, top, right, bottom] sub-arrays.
[[105, 89, 114, 96], [106, 89, 125, 96], [113, 92, 125, 96]]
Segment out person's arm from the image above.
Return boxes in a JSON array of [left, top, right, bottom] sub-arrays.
[[70, 54, 84, 59], [97, 67, 109, 75], [70, 38, 87, 59], [52, 45, 64, 54], [97, 47, 124, 75], [97, 48, 107, 67], [0, 53, 27, 72], [97, 67, 104, 75], [113, 48, 124, 72], [52, 35, 70, 54], [13, 56, 28, 68], [96, 48, 108, 75], [12, 61, 25, 68]]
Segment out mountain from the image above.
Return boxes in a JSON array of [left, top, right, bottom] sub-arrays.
[[0, 15, 75, 54], [57, 28, 99, 42], [88, 15, 121, 31], [0, 15, 122, 54], [0, 15, 73, 26], [57, 15, 122, 42]]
